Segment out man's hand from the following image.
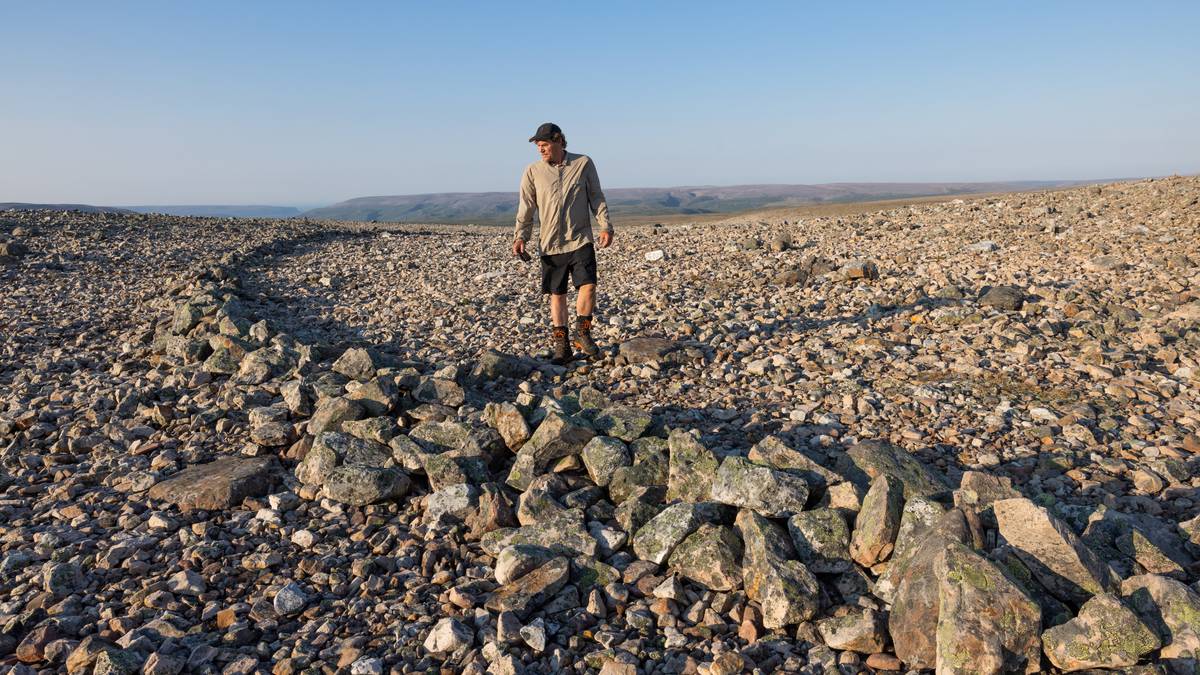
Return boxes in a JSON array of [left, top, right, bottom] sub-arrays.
[[513, 239, 526, 258], [596, 231, 613, 249]]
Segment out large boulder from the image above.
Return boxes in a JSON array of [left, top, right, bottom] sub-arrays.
[[709, 456, 809, 518], [887, 510, 972, 669], [747, 436, 842, 494], [1041, 593, 1160, 672], [581, 436, 631, 487], [506, 412, 595, 490], [849, 474, 904, 567], [1120, 574, 1200, 672], [632, 502, 702, 565], [872, 495, 947, 603], [735, 509, 820, 628], [665, 429, 718, 503], [668, 523, 743, 591], [840, 439, 948, 498], [306, 397, 365, 435], [484, 557, 571, 620], [619, 336, 684, 365], [148, 457, 279, 511], [979, 285, 1026, 311], [592, 405, 652, 442], [994, 498, 1117, 605], [322, 465, 411, 506], [788, 509, 852, 574], [934, 542, 1042, 674], [332, 347, 380, 380]]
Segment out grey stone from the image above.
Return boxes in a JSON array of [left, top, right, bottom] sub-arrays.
[[994, 497, 1117, 605], [632, 502, 702, 565], [665, 429, 717, 503], [322, 464, 411, 506], [1042, 593, 1160, 672], [709, 456, 809, 518], [148, 456, 278, 511]]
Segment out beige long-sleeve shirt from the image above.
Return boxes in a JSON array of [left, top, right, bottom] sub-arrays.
[[514, 152, 613, 256]]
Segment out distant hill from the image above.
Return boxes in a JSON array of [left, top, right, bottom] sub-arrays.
[[302, 181, 1092, 224], [124, 205, 301, 218], [0, 202, 136, 215]]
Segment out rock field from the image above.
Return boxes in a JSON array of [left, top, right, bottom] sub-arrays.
[[2, 176, 1199, 674]]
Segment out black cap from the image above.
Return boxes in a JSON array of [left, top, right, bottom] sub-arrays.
[[529, 122, 562, 143]]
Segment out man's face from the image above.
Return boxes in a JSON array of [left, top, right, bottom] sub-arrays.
[[536, 140, 564, 163]]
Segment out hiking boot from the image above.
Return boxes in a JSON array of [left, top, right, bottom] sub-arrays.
[[574, 316, 600, 358], [550, 325, 572, 365]]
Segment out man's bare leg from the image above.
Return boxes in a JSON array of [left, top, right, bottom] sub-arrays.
[[577, 284, 596, 317], [549, 293, 568, 327]]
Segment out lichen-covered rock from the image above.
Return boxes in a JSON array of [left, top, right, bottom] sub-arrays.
[[321, 464, 410, 506], [994, 497, 1116, 605], [581, 436, 630, 487], [465, 482, 516, 538], [486, 401, 531, 450], [295, 432, 390, 485], [480, 522, 598, 558], [423, 453, 489, 490], [1083, 505, 1193, 580], [506, 412, 595, 490], [342, 416, 397, 444], [888, 510, 972, 669], [485, 557, 570, 620], [934, 541, 1042, 675], [423, 617, 473, 655], [747, 435, 843, 494], [592, 405, 652, 442], [1042, 593, 1160, 672], [332, 347, 379, 380], [953, 470, 1021, 527], [614, 487, 666, 534], [873, 495, 947, 603], [280, 379, 313, 416], [665, 429, 718, 503], [610, 450, 668, 504], [517, 489, 578, 527], [570, 557, 621, 590], [709, 456, 809, 518], [632, 502, 702, 565], [788, 509, 852, 574], [668, 523, 743, 591], [472, 349, 533, 381], [424, 483, 480, 529], [306, 396, 365, 435], [735, 509, 820, 628], [841, 439, 949, 498], [816, 608, 887, 653], [850, 474, 904, 567], [345, 376, 399, 416], [495, 544, 558, 585], [412, 377, 465, 407], [1120, 574, 1200, 672], [388, 434, 427, 472]]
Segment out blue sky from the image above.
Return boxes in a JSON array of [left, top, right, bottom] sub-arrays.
[[2, 1, 1198, 206]]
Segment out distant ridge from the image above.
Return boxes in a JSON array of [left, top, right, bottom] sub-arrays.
[[0, 202, 136, 215], [303, 180, 1094, 224], [124, 205, 301, 218]]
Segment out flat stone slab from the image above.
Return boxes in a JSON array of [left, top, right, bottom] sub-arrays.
[[148, 457, 279, 511]]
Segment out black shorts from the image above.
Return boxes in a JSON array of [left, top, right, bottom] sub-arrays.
[[540, 243, 597, 295]]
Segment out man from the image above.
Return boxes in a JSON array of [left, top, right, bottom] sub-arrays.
[[513, 122, 614, 364]]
